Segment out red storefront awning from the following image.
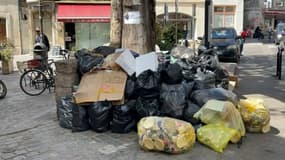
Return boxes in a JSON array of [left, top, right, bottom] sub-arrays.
[[57, 4, 111, 23], [263, 10, 285, 15]]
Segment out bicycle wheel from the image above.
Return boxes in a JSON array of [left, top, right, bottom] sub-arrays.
[[0, 80, 7, 99], [20, 69, 47, 96]]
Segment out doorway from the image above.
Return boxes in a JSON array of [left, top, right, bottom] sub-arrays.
[[64, 23, 75, 50], [0, 18, 6, 42]]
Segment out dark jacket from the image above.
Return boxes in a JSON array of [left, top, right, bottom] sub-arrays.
[[35, 34, 50, 51]]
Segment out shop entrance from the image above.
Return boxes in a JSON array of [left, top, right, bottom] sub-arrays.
[[64, 23, 75, 50]]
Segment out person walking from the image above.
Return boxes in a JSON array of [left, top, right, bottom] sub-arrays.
[[240, 29, 247, 55], [35, 27, 50, 51]]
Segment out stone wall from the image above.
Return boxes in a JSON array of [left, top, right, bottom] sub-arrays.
[[55, 59, 79, 117]]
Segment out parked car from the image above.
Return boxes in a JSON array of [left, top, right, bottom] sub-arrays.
[[198, 27, 241, 63], [274, 23, 285, 45]]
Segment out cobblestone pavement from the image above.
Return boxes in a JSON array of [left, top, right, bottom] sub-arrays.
[[0, 40, 285, 160]]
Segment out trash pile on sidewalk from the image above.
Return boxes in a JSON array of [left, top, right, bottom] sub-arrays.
[[57, 46, 271, 154]]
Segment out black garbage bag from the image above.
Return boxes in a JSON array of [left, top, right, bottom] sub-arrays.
[[190, 88, 238, 107], [134, 70, 160, 98], [88, 101, 112, 133], [183, 81, 195, 99], [125, 75, 136, 100], [161, 63, 183, 84], [75, 49, 104, 75], [194, 68, 216, 85], [111, 102, 136, 133], [93, 46, 116, 57], [58, 96, 73, 129], [183, 101, 201, 125], [135, 97, 160, 120], [160, 83, 187, 119], [193, 69, 216, 91], [72, 104, 90, 132], [192, 80, 215, 91], [182, 69, 196, 81]]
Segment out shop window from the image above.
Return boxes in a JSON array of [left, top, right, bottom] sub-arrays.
[[213, 6, 235, 28], [75, 23, 110, 49]]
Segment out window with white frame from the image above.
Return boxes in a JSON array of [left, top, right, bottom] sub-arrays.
[[213, 6, 236, 28]]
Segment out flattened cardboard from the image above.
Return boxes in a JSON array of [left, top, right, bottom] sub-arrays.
[[74, 70, 127, 104]]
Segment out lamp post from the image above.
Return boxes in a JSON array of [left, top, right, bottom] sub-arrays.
[[38, 0, 43, 34], [204, 0, 212, 48], [175, 0, 178, 45]]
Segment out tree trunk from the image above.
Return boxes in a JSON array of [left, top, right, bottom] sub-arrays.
[[121, 0, 156, 54], [110, 0, 123, 48]]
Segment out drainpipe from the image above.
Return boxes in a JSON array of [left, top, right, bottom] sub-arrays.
[[18, 0, 23, 55]]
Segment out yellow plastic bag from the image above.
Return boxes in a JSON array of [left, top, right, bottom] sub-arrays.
[[194, 100, 245, 142], [138, 116, 196, 154], [197, 124, 239, 153], [238, 98, 270, 133]]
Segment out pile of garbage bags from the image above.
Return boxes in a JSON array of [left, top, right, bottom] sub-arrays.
[[57, 46, 271, 154]]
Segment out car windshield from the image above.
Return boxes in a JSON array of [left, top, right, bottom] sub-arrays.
[[211, 29, 234, 39], [277, 24, 285, 33]]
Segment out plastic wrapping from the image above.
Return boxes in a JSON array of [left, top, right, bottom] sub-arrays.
[[93, 46, 116, 57], [238, 98, 270, 133], [194, 100, 245, 141], [138, 116, 196, 154], [183, 101, 201, 125], [111, 102, 136, 133], [134, 70, 160, 98], [197, 124, 239, 153], [135, 97, 160, 120], [170, 46, 195, 59], [75, 49, 104, 75], [72, 104, 90, 132], [191, 88, 238, 107], [160, 83, 187, 119], [58, 96, 73, 129], [161, 63, 183, 84], [124, 75, 136, 100]]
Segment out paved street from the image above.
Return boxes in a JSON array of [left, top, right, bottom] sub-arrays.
[[0, 39, 285, 160]]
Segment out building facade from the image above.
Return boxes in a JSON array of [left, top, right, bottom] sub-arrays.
[[0, 0, 22, 55], [212, 0, 244, 33], [156, 0, 205, 40], [0, 0, 245, 55], [263, 0, 285, 29], [244, 0, 266, 30]]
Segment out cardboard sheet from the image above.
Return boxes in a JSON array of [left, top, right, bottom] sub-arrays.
[[74, 70, 127, 104]]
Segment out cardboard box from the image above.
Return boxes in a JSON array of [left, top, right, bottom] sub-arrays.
[[74, 70, 127, 104]]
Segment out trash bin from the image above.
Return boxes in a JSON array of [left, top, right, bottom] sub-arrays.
[[33, 42, 48, 61]]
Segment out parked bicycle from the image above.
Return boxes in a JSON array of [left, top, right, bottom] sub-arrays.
[[0, 79, 7, 99], [19, 48, 70, 96]]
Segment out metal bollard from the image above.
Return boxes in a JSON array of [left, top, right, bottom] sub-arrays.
[[276, 45, 283, 80]]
